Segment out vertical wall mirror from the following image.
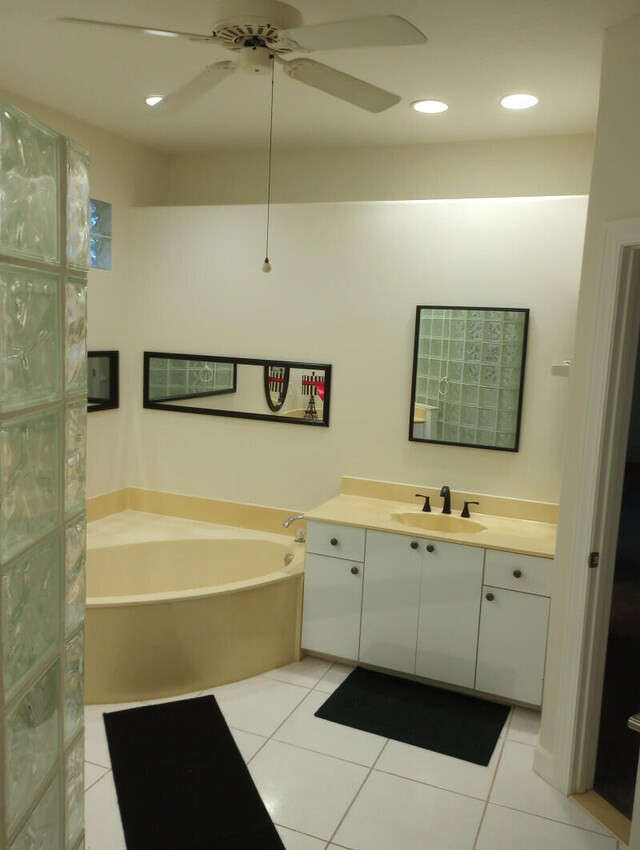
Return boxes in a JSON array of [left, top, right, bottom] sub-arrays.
[[144, 353, 331, 426], [88, 350, 119, 412], [409, 307, 529, 451]]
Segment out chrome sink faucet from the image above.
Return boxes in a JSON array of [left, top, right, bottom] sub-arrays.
[[440, 485, 451, 514], [283, 513, 306, 543]]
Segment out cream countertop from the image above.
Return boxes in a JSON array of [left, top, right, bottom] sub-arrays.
[[305, 494, 556, 558]]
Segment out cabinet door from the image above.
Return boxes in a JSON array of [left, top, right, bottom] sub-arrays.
[[301, 553, 363, 661], [360, 530, 423, 674], [475, 587, 550, 706], [415, 540, 485, 689]]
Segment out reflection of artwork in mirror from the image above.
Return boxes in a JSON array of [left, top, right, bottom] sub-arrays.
[[264, 365, 290, 412], [88, 351, 119, 412], [409, 307, 529, 451], [144, 353, 331, 426]]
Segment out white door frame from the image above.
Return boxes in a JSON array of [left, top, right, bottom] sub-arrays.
[[550, 218, 640, 810]]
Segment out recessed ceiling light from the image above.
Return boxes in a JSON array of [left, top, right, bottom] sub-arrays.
[[500, 93, 539, 110], [145, 96, 164, 107], [411, 100, 449, 114]]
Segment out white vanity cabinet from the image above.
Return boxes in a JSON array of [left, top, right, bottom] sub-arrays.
[[301, 519, 553, 707], [475, 550, 553, 705], [302, 522, 365, 660]]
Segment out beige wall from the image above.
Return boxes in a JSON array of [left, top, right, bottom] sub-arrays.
[[0, 88, 170, 499], [127, 197, 586, 510], [536, 15, 640, 790], [167, 135, 594, 205]]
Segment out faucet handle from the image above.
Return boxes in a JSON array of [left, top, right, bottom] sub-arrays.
[[414, 494, 431, 512], [461, 501, 479, 518]]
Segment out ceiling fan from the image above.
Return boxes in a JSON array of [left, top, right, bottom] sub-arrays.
[[60, 0, 427, 113]]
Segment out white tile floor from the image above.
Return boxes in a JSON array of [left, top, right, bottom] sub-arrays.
[[84, 657, 621, 850]]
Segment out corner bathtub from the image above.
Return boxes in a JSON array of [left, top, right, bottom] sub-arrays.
[[85, 511, 304, 703]]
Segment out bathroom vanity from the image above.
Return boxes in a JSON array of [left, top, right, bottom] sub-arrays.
[[302, 479, 556, 707]]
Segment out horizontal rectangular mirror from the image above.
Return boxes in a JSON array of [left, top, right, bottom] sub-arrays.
[[409, 307, 529, 451], [144, 352, 331, 426], [88, 350, 119, 412]]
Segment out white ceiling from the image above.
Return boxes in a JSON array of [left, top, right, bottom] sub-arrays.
[[1, 0, 640, 154]]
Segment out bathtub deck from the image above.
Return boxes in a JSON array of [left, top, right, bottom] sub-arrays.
[[88, 509, 296, 548]]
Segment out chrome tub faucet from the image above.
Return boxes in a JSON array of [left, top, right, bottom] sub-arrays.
[[283, 513, 306, 543]]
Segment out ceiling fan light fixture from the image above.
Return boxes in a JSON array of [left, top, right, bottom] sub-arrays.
[[411, 99, 448, 114], [144, 29, 179, 38], [500, 93, 539, 110], [145, 95, 165, 107]]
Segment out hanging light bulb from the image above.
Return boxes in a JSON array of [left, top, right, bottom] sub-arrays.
[[262, 54, 275, 272]]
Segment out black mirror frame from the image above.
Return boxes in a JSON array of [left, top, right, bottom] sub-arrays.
[[143, 352, 332, 427], [87, 350, 119, 412], [408, 306, 529, 452]]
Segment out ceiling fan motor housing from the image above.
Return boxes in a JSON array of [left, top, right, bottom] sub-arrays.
[[211, 0, 303, 52]]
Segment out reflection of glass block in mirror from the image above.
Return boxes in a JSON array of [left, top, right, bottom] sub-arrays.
[[2, 534, 61, 700], [0, 101, 59, 264], [87, 351, 119, 412], [0, 264, 61, 412], [410, 306, 529, 451], [66, 142, 90, 269], [6, 660, 60, 832], [9, 775, 60, 850], [0, 410, 60, 564]]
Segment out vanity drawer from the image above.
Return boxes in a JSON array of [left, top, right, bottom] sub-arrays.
[[484, 549, 553, 596], [306, 521, 366, 561]]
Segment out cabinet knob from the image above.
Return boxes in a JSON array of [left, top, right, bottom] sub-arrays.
[[426, 544, 435, 553], [351, 566, 359, 575], [513, 569, 522, 578], [410, 540, 419, 550], [330, 537, 338, 546], [485, 592, 495, 601]]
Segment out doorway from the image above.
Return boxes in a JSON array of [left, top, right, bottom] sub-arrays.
[[593, 330, 640, 817]]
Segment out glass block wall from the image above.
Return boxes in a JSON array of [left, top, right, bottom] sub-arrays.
[[0, 100, 88, 849], [414, 308, 527, 449]]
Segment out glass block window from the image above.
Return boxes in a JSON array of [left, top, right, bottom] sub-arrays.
[[89, 199, 112, 270]]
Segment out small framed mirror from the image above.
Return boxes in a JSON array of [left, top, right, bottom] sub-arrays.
[[144, 353, 331, 426], [88, 350, 119, 412], [409, 307, 529, 451]]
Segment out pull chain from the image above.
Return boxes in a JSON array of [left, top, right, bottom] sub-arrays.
[[262, 55, 275, 273]]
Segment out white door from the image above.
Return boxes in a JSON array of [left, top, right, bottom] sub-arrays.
[[415, 539, 484, 688], [360, 530, 423, 673], [302, 553, 363, 660]]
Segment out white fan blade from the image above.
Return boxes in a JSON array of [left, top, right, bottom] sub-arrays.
[[58, 17, 214, 43], [151, 62, 236, 110], [282, 58, 400, 113], [279, 15, 426, 51]]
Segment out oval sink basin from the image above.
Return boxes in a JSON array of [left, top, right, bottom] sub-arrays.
[[390, 511, 486, 534]]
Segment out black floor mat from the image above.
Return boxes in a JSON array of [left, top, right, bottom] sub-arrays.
[[103, 695, 284, 850], [315, 667, 510, 766]]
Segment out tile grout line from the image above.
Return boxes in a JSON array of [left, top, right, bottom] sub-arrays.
[[471, 728, 508, 849], [324, 736, 392, 848]]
